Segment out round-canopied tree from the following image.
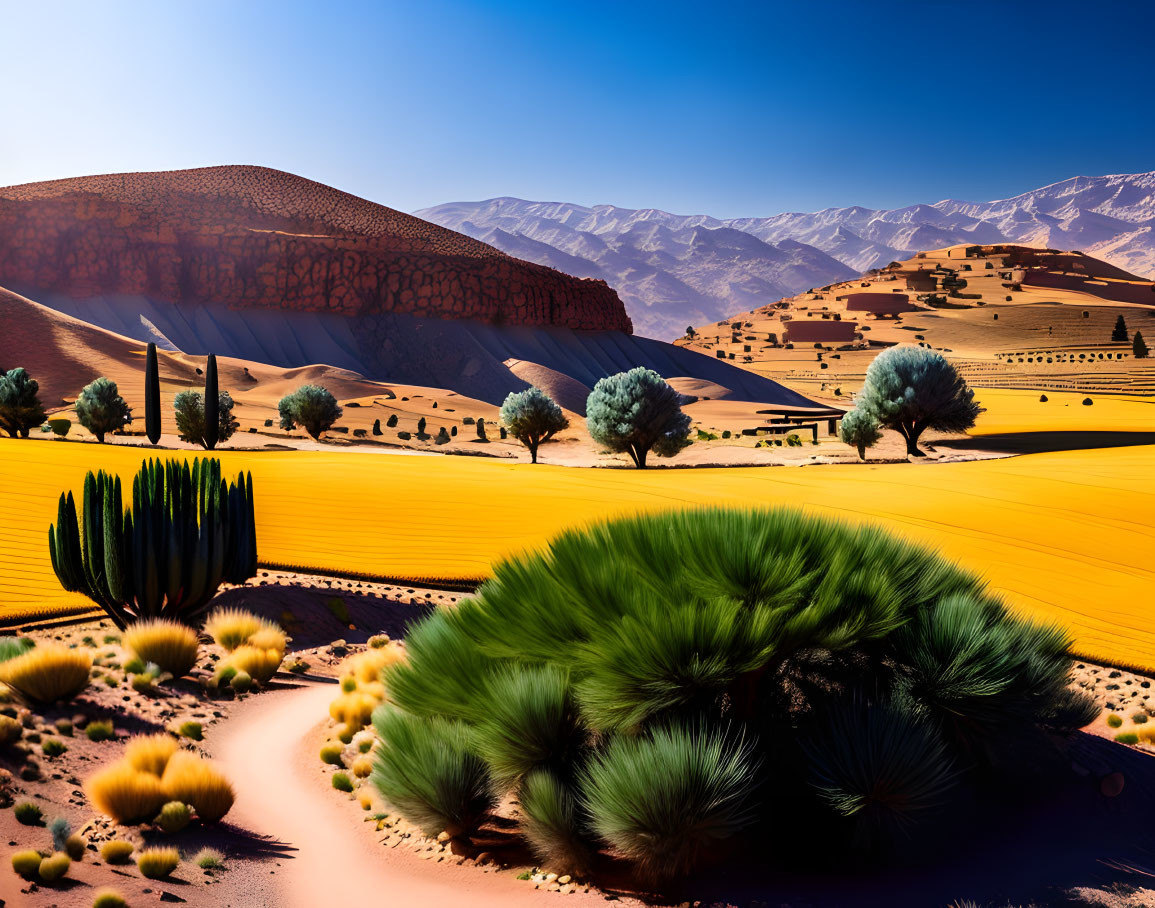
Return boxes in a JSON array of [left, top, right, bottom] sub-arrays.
[[278, 385, 342, 440], [586, 367, 691, 468], [173, 390, 239, 449], [839, 407, 881, 460], [0, 367, 48, 438], [500, 387, 569, 464], [856, 347, 981, 457], [75, 377, 132, 443]]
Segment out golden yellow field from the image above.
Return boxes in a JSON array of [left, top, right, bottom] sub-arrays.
[[2, 435, 1153, 670], [969, 388, 1155, 435]]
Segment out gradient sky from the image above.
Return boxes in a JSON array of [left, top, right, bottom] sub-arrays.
[[1, 0, 1153, 219]]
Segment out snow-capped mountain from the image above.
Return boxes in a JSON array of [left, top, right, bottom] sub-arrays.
[[417, 172, 1155, 340]]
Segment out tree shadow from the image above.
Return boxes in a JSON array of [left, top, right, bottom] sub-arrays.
[[939, 430, 1155, 455]]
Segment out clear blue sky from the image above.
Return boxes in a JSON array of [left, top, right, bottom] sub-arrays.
[[1, 0, 1152, 218]]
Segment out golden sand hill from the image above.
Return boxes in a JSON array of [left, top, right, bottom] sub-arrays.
[[679, 244, 1155, 402], [0, 166, 631, 331]]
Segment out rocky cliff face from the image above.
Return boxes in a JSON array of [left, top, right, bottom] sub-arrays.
[[0, 166, 631, 332]]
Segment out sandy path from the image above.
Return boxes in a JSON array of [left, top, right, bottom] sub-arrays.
[[215, 680, 617, 907]]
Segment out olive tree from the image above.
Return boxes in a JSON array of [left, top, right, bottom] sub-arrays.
[[75, 377, 133, 443], [839, 408, 881, 460], [278, 385, 342, 440], [500, 387, 568, 464], [174, 389, 239, 449], [586, 367, 690, 468], [856, 347, 981, 457], [0, 367, 48, 437]]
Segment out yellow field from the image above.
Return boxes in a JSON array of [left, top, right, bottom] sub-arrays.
[[1, 436, 1153, 670], [970, 388, 1155, 435]]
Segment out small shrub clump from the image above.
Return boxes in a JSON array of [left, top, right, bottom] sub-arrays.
[[193, 847, 225, 870], [14, 800, 43, 825], [1107, 713, 1123, 728], [332, 772, 354, 792], [124, 619, 200, 677], [92, 889, 129, 908], [11, 848, 42, 878], [99, 839, 135, 864], [156, 800, 193, 833], [0, 644, 92, 704], [137, 846, 181, 879], [85, 719, 115, 742], [38, 851, 71, 882]]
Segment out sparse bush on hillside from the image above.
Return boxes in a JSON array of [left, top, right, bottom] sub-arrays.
[[0, 367, 48, 437], [48, 417, 71, 437], [75, 377, 132, 442], [375, 508, 1093, 881], [476, 417, 488, 441], [387, 413, 398, 428], [136, 846, 181, 879], [372, 418, 382, 435], [500, 387, 569, 464], [173, 389, 238, 449], [855, 347, 982, 457], [278, 385, 342, 439], [839, 408, 881, 460], [586, 368, 691, 468]]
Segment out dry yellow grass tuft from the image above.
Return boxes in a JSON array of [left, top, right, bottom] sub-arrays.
[[204, 607, 275, 651], [84, 763, 168, 825], [225, 644, 283, 684], [136, 846, 180, 879], [99, 839, 135, 864], [329, 691, 379, 730], [247, 626, 287, 656], [340, 646, 404, 688], [0, 644, 92, 703], [160, 751, 235, 823], [124, 733, 179, 776], [124, 619, 199, 677]]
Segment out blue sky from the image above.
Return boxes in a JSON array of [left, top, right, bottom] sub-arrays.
[[1, 0, 1152, 218]]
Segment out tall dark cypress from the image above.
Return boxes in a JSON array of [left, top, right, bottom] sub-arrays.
[[203, 354, 219, 451], [145, 342, 161, 445]]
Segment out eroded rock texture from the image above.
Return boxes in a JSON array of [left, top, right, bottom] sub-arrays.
[[0, 166, 631, 332]]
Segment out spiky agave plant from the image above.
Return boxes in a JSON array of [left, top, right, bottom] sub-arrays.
[[47, 458, 257, 628], [375, 508, 1088, 883]]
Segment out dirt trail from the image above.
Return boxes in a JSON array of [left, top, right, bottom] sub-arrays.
[[214, 679, 616, 907]]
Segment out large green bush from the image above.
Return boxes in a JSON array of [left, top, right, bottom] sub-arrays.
[[278, 385, 342, 439], [372, 508, 1094, 882], [0, 367, 48, 438], [174, 390, 239, 449], [500, 387, 568, 464]]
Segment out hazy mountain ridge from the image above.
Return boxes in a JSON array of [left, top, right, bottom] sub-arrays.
[[417, 172, 1155, 340]]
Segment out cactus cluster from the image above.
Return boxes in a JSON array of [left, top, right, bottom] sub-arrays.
[[48, 457, 258, 628]]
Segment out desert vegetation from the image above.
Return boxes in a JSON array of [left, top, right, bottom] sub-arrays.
[[851, 347, 982, 456], [174, 389, 239, 449], [586, 367, 691, 467], [278, 384, 343, 439], [370, 508, 1097, 883], [75, 376, 133, 443], [0, 366, 48, 437], [48, 456, 257, 627], [838, 407, 881, 460], [499, 386, 569, 464]]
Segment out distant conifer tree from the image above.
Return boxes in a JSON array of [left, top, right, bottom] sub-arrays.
[[145, 342, 161, 444], [1134, 331, 1149, 359], [1112, 315, 1128, 342]]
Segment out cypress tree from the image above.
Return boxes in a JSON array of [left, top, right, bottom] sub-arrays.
[[145, 342, 161, 445], [1112, 315, 1128, 342], [1134, 331, 1149, 359], [203, 354, 219, 451]]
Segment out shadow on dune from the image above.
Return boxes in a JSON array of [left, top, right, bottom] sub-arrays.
[[939, 430, 1155, 455]]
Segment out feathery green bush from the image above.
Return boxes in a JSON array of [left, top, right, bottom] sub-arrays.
[[586, 367, 690, 468], [278, 385, 342, 439], [75, 377, 132, 442], [839, 407, 881, 459], [0, 367, 48, 437], [173, 389, 239, 449], [374, 508, 1089, 882], [499, 387, 568, 464]]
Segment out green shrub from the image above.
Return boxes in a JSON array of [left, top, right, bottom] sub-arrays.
[[86, 719, 115, 741], [0, 367, 48, 437], [377, 507, 1089, 881], [520, 768, 593, 873], [332, 772, 354, 792], [1132, 711, 1149, 724], [14, 800, 43, 825], [0, 636, 35, 663], [50, 815, 72, 851], [371, 707, 496, 838], [193, 847, 225, 870], [786, 433, 802, 446], [176, 720, 203, 740], [582, 724, 758, 880], [839, 408, 881, 460], [11, 848, 42, 878], [155, 800, 192, 833], [99, 839, 135, 864], [42, 737, 66, 757], [75, 377, 132, 442], [1107, 713, 1123, 728], [278, 385, 342, 439], [1115, 732, 1140, 745], [320, 742, 345, 766]]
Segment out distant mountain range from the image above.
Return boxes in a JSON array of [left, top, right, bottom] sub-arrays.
[[417, 171, 1155, 340]]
